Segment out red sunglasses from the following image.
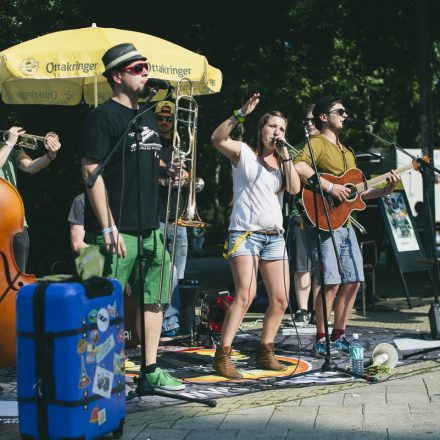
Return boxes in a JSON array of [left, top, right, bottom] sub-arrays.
[[121, 62, 149, 75]]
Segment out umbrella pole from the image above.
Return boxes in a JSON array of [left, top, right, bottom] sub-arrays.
[[94, 74, 98, 107]]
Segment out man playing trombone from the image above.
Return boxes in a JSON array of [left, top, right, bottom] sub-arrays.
[[0, 126, 61, 271], [156, 100, 189, 282]]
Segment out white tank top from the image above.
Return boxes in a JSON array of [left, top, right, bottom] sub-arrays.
[[228, 143, 284, 232]]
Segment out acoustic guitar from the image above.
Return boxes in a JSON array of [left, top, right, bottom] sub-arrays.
[[301, 161, 421, 231]]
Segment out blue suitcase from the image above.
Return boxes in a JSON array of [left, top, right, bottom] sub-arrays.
[[17, 277, 125, 439]]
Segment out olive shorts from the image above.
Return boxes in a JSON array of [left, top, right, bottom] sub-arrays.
[[88, 229, 171, 305]]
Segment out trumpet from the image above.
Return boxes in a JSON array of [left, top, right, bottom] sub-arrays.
[[1, 130, 57, 150]]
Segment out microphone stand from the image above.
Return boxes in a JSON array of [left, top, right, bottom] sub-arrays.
[[86, 86, 216, 408], [282, 126, 375, 382], [365, 130, 440, 303]]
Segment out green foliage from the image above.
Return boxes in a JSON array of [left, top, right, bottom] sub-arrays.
[[1, 0, 439, 242]]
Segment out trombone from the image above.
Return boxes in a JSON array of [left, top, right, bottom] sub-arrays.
[[158, 78, 206, 303], [1, 130, 56, 150]]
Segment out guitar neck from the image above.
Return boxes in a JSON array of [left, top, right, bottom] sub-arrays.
[[356, 163, 413, 193]]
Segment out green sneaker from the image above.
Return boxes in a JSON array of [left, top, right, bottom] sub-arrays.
[[145, 367, 185, 391]]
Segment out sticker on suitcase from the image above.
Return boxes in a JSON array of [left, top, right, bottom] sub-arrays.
[[92, 366, 114, 399]]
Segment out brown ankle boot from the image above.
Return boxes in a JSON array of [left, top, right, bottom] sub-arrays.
[[212, 346, 243, 379], [255, 342, 287, 371]]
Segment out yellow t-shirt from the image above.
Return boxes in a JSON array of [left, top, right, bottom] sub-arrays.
[[293, 134, 356, 176]]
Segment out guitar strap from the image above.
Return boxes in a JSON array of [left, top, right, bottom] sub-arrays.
[[362, 174, 368, 192]]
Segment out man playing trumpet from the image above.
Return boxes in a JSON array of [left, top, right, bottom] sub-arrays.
[[0, 126, 61, 271]]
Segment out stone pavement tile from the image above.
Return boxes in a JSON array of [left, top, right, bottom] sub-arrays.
[[285, 428, 326, 439], [0, 434, 21, 440], [341, 384, 387, 394], [185, 429, 239, 440], [386, 383, 427, 392], [145, 420, 176, 428], [275, 399, 302, 409], [286, 428, 388, 440], [389, 376, 427, 385], [314, 414, 363, 430], [363, 402, 410, 413], [423, 374, 440, 384], [234, 428, 288, 440], [334, 430, 388, 440], [363, 411, 413, 429], [173, 414, 226, 429], [387, 427, 440, 439], [231, 405, 275, 415], [410, 402, 440, 412], [343, 393, 386, 406], [132, 428, 190, 439], [273, 405, 318, 415], [411, 414, 440, 429], [118, 426, 147, 439], [298, 393, 344, 406], [386, 392, 430, 404], [267, 407, 317, 429], [424, 378, 440, 398], [318, 404, 363, 415], [220, 413, 272, 430]]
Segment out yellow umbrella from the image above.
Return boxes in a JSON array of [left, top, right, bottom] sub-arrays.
[[0, 24, 222, 106]]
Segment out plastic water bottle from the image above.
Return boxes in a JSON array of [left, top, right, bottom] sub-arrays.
[[349, 333, 364, 376]]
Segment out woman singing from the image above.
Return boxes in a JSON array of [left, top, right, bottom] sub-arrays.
[[211, 93, 301, 379]]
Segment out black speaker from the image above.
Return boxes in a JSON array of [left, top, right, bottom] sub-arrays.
[[428, 303, 440, 340], [178, 280, 200, 333]]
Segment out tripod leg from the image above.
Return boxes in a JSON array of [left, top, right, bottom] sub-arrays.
[[427, 268, 439, 303], [397, 269, 412, 309], [126, 384, 217, 407]]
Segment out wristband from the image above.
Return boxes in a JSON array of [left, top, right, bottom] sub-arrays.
[[326, 182, 334, 194], [46, 152, 56, 161], [5, 141, 14, 150], [233, 109, 246, 124], [102, 225, 117, 235], [281, 157, 291, 163]]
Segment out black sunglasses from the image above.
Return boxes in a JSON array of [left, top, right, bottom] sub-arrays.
[[303, 117, 315, 124], [157, 115, 174, 122], [327, 108, 347, 116]]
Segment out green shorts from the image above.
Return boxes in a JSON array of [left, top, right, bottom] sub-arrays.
[[87, 229, 171, 305]]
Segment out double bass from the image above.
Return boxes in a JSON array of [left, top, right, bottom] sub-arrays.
[[0, 177, 36, 367]]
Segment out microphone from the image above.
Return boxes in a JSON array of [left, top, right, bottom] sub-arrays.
[[343, 118, 376, 127], [271, 136, 286, 147], [147, 78, 169, 90]]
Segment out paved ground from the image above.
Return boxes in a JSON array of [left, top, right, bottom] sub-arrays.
[[115, 360, 440, 440], [3, 257, 440, 439]]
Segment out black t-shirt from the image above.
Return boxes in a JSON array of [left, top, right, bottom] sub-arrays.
[[81, 99, 162, 233], [67, 193, 85, 225], [158, 136, 187, 222]]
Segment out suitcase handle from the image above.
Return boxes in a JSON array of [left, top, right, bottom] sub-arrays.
[[83, 276, 114, 298]]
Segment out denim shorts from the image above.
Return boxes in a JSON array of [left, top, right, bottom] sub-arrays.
[[227, 230, 288, 260], [306, 225, 364, 285], [287, 216, 312, 273]]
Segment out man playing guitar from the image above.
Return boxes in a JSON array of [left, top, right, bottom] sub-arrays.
[[293, 95, 399, 356]]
